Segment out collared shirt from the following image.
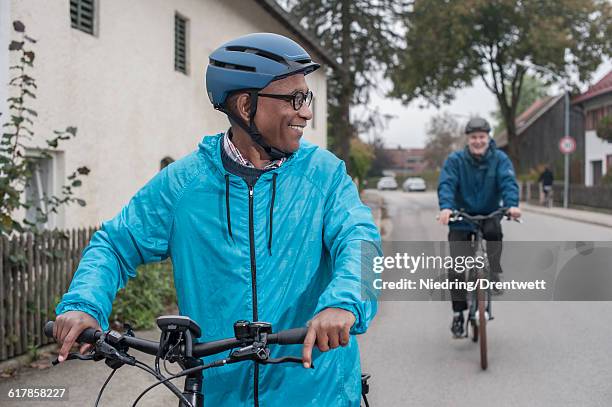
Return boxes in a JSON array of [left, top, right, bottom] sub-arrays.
[[223, 131, 285, 170]]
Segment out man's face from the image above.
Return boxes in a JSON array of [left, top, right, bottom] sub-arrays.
[[467, 132, 489, 157], [253, 74, 313, 154]]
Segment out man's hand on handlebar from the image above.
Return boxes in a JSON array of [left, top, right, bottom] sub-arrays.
[[507, 207, 521, 219], [438, 209, 453, 225], [53, 311, 101, 363], [302, 307, 355, 369]]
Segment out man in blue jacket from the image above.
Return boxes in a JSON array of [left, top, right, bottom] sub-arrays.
[[52, 33, 380, 406], [437, 117, 520, 338]]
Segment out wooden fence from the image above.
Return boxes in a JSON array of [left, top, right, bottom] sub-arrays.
[[0, 227, 96, 362]]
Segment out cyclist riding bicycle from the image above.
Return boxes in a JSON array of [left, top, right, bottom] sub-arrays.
[[437, 117, 521, 338], [52, 33, 380, 406]]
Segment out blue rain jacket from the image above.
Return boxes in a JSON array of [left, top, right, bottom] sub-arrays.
[[437, 139, 519, 231], [56, 133, 381, 406]]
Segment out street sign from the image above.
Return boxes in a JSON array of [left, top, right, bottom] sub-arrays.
[[559, 136, 576, 154]]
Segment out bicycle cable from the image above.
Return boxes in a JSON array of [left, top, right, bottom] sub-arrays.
[[132, 359, 227, 407], [162, 332, 183, 377], [133, 360, 192, 407], [94, 368, 117, 407]]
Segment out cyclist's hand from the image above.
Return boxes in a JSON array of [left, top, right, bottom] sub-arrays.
[[438, 209, 453, 225], [507, 207, 521, 219], [53, 311, 101, 363], [302, 308, 355, 368]]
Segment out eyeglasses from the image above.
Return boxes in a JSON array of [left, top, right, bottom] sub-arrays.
[[258, 90, 313, 111]]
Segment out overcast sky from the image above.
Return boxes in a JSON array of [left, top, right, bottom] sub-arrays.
[[369, 60, 612, 149]]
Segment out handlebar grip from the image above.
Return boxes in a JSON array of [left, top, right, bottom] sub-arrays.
[[44, 321, 101, 344], [44, 321, 54, 339], [274, 327, 308, 345]]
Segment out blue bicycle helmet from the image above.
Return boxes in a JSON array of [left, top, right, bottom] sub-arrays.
[[206, 33, 320, 107], [205, 33, 320, 160]]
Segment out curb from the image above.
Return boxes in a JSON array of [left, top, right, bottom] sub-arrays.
[[360, 190, 392, 239], [0, 344, 57, 375], [522, 206, 612, 229]]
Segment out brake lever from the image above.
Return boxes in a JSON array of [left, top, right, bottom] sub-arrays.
[[51, 352, 95, 366], [96, 341, 136, 368]]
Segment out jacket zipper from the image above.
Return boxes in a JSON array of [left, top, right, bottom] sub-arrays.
[[248, 184, 259, 407]]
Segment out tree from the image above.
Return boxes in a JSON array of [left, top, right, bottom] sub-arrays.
[[286, 0, 406, 166], [349, 138, 374, 191], [423, 112, 463, 170], [0, 21, 89, 234], [596, 115, 612, 143], [492, 74, 549, 135], [389, 0, 612, 164], [366, 136, 389, 177]]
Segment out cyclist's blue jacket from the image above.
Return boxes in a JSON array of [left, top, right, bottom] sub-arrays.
[[438, 139, 519, 230], [56, 133, 381, 406]]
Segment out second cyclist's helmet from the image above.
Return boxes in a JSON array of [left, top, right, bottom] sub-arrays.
[[206, 33, 320, 108], [465, 117, 491, 134]]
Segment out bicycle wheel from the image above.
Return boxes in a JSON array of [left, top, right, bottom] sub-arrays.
[[477, 287, 488, 370]]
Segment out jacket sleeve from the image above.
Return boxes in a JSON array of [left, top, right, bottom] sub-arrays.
[[55, 165, 185, 330], [497, 152, 519, 207], [315, 161, 382, 334], [438, 155, 459, 210]]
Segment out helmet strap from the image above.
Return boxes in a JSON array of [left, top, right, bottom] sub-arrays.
[[216, 91, 292, 161]]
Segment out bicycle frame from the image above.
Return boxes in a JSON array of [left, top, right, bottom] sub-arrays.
[[467, 227, 492, 326]]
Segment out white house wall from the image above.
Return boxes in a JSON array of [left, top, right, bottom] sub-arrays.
[[0, 0, 10, 119], [584, 130, 612, 186], [7, 0, 328, 228]]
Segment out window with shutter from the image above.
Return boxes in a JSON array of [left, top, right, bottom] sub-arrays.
[[175, 14, 188, 74], [70, 0, 96, 35]]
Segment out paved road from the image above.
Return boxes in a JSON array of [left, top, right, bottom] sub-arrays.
[[358, 191, 612, 407], [1, 191, 611, 406]]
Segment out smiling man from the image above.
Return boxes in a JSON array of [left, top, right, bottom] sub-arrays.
[[52, 33, 380, 406], [437, 117, 520, 338]]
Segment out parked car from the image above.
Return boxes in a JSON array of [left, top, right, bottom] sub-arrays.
[[403, 177, 427, 192], [377, 176, 398, 190]]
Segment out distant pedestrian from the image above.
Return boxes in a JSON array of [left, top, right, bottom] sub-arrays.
[[539, 167, 554, 207]]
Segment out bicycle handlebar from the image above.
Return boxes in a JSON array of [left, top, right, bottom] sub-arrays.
[[451, 207, 509, 222], [43, 322, 308, 358]]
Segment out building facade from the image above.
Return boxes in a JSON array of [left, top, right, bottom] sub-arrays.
[[495, 94, 585, 183], [573, 71, 612, 186], [382, 147, 427, 176], [1, 0, 331, 228]]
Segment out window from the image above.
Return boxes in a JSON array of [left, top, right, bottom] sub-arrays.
[[174, 13, 188, 74], [23, 150, 65, 229], [24, 154, 54, 228], [70, 0, 96, 35], [592, 160, 603, 185]]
